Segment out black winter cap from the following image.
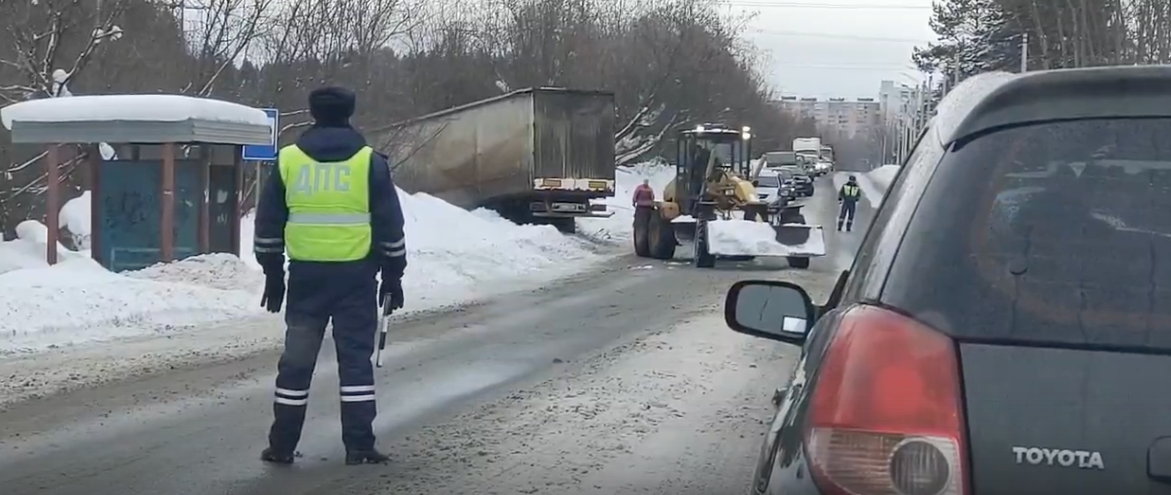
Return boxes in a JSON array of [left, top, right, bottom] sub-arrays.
[[308, 86, 356, 127]]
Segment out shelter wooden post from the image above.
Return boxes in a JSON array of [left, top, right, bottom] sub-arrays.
[[232, 146, 244, 257], [198, 145, 210, 253], [161, 142, 175, 262], [45, 145, 60, 265]]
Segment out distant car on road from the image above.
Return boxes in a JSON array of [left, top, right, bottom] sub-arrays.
[[751, 171, 790, 208], [723, 65, 1171, 495], [777, 166, 814, 197]]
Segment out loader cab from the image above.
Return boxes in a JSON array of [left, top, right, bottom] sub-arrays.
[[675, 123, 752, 214]]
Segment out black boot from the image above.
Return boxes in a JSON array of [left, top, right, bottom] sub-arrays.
[[261, 447, 296, 465], [346, 448, 390, 465], [846, 222, 853, 232]]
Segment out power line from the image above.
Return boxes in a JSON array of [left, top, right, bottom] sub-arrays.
[[770, 62, 920, 70], [724, 1, 931, 9], [753, 29, 931, 43]]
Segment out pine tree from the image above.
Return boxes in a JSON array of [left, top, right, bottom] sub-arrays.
[[914, 0, 1022, 82]]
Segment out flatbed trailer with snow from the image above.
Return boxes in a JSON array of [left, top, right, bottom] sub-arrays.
[[373, 88, 616, 234]]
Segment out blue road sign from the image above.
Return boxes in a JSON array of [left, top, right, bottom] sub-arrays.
[[242, 108, 279, 161]]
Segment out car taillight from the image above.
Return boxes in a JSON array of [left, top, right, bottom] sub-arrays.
[[806, 305, 967, 495]]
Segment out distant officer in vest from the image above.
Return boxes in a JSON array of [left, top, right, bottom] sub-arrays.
[[838, 175, 862, 232], [252, 86, 407, 466]]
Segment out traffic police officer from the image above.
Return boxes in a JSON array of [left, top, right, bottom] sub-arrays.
[[252, 86, 407, 466], [838, 175, 862, 232]]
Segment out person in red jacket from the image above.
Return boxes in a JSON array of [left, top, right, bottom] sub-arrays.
[[632, 179, 655, 207]]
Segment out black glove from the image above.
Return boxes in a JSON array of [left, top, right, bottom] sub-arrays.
[[257, 253, 285, 313], [261, 270, 285, 313], [378, 276, 403, 315]]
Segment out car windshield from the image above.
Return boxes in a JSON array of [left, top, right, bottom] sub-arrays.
[[892, 117, 1171, 347], [755, 175, 780, 187]]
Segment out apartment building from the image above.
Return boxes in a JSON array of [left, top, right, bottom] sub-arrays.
[[772, 96, 882, 140]]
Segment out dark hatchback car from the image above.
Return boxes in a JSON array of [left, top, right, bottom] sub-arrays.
[[778, 166, 815, 197], [725, 65, 1171, 495]]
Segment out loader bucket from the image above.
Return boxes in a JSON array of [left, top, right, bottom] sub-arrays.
[[706, 219, 826, 257], [774, 223, 826, 257]]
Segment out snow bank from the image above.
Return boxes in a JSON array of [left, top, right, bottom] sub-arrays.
[[1, 94, 269, 129], [125, 253, 263, 292], [396, 188, 599, 305], [576, 161, 676, 243], [59, 191, 91, 249], [0, 174, 607, 355], [0, 252, 261, 354], [868, 165, 899, 192], [0, 221, 85, 275], [0, 193, 604, 354], [708, 220, 826, 257]]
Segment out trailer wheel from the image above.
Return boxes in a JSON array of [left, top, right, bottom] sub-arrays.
[[633, 207, 651, 257], [649, 210, 677, 260], [693, 220, 716, 268], [787, 256, 810, 269]]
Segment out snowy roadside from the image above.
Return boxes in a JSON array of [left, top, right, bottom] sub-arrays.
[[0, 260, 613, 410], [0, 163, 679, 407], [367, 270, 834, 494]]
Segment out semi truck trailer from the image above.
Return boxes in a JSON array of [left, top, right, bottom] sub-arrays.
[[372, 87, 616, 233]]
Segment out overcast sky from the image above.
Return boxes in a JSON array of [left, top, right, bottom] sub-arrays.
[[730, 0, 937, 98]]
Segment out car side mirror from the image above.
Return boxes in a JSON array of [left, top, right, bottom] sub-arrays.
[[752, 180, 759, 187], [724, 280, 815, 346]]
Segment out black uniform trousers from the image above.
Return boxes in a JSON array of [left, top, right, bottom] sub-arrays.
[[838, 200, 857, 230], [268, 261, 379, 454]]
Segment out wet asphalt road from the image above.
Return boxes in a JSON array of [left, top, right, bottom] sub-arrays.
[[0, 176, 870, 495]]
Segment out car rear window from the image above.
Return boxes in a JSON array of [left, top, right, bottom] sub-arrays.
[[885, 117, 1171, 348], [756, 175, 780, 187]]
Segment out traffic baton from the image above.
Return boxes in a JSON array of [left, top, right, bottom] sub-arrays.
[[375, 294, 392, 368]]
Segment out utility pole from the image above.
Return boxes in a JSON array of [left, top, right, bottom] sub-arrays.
[[1020, 32, 1029, 73], [953, 51, 961, 88]]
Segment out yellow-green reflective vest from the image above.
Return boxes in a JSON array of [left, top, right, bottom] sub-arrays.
[[842, 184, 860, 200], [278, 145, 373, 262]]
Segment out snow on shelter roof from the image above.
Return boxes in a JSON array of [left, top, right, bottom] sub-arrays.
[[1, 94, 272, 145]]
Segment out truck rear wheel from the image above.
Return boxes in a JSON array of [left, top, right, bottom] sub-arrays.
[[649, 210, 677, 260], [551, 217, 576, 234], [633, 207, 651, 257]]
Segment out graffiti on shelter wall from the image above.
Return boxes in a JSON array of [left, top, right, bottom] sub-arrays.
[[96, 160, 205, 271]]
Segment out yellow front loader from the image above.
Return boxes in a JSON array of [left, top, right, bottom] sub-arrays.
[[632, 123, 825, 269]]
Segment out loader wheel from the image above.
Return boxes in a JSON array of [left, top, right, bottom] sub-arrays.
[[633, 207, 651, 257], [787, 257, 811, 269], [693, 220, 716, 268], [649, 211, 677, 260]]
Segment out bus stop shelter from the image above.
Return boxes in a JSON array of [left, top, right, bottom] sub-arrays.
[[0, 94, 272, 271]]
